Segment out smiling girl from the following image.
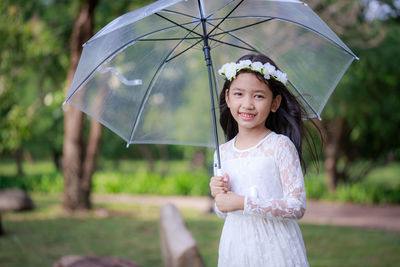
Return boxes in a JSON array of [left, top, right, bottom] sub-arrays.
[[209, 54, 318, 267]]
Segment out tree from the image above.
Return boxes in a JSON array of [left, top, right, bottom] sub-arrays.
[[0, 2, 36, 175], [308, 0, 400, 191], [62, 0, 101, 211], [0, 1, 74, 173]]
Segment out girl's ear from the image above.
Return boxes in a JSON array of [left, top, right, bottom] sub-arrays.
[[225, 89, 230, 108], [271, 95, 282, 112]]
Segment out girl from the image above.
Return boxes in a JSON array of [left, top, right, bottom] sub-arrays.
[[210, 54, 317, 266]]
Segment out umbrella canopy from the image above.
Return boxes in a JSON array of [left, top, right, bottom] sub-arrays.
[[63, 0, 358, 166]]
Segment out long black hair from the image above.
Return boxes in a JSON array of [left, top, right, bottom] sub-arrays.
[[219, 54, 320, 172]]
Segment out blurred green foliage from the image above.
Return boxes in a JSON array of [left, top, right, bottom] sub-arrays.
[[325, 22, 400, 162], [1, 160, 399, 204]]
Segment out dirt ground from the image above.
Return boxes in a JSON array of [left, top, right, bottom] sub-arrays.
[[93, 194, 400, 234]]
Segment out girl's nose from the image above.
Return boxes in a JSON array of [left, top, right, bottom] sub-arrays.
[[242, 95, 254, 109]]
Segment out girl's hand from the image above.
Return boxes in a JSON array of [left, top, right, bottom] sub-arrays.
[[209, 173, 230, 198], [215, 192, 245, 212]]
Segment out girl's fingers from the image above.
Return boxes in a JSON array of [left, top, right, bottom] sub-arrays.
[[211, 176, 226, 182], [211, 186, 229, 195], [211, 186, 226, 192], [210, 180, 225, 187], [211, 188, 226, 197]]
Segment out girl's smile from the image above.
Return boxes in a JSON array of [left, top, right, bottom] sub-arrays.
[[226, 72, 281, 134], [239, 112, 256, 120]]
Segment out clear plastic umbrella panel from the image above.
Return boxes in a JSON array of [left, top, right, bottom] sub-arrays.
[[63, 0, 358, 169]]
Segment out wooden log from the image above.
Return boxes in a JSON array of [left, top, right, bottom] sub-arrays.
[[159, 203, 205, 267]]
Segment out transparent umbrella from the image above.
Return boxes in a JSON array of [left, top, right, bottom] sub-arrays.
[[63, 0, 358, 170]]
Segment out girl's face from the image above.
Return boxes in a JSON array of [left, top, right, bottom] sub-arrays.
[[226, 72, 281, 133]]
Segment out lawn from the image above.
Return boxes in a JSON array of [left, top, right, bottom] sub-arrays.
[[0, 193, 399, 267]]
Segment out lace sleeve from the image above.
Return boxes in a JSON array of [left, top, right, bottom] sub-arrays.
[[243, 137, 306, 220], [213, 150, 227, 219]]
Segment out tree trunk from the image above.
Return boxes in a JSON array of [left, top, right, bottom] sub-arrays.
[[23, 150, 34, 164], [62, 0, 99, 211], [0, 213, 4, 236], [80, 118, 102, 209], [138, 145, 155, 172], [191, 149, 206, 172], [15, 149, 24, 176], [319, 117, 346, 193], [159, 144, 169, 177], [52, 150, 62, 170]]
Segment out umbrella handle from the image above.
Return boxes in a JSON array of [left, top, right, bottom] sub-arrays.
[[216, 168, 223, 177]]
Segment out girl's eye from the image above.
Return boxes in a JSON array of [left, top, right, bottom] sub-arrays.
[[233, 92, 242, 96], [255, 95, 264, 99]]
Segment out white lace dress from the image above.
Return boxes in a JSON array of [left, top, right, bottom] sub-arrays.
[[214, 132, 309, 267]]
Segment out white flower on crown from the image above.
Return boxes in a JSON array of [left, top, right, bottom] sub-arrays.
[[274, 70, 288, 84], [237, 60, 252, 69], [263, 62, 276, 74], [224, 62, 237, 81], [218, 63, 229, 75], [251, 61, 263, 72]]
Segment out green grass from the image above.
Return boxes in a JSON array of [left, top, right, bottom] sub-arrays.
[[0, 194, 399, 267], [302, 224, 400, 266]]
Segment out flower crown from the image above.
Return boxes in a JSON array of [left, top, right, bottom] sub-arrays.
[[218, 60, 288, 85]]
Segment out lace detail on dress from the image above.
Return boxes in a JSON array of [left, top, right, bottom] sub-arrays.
[[243, 135, 306, 220], [214, 202, 227, 219], [219, 132, 277, 161]]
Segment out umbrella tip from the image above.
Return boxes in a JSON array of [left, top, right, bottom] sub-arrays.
[[317, 114, 322, 121], [62, 100, 67, 106], [355, 56, 360, 61], [126, 142, 130, 148]]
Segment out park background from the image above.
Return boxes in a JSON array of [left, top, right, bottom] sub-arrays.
[[1, 0, 400, 266]]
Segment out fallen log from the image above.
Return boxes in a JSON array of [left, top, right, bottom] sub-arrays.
[[159, 203, 205, 267]]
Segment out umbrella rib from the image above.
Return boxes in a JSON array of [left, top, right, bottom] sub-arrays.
[[164, 21, 204, 63], [208, 18, 273, 38], [208, 37, 256, 52], [155, 13, 203, 38], [162, 9, 199, 19], [206, 21, 264, 54], [207, 0, 245, 37], [165, 38, 204, 63], [206, 0, 238, 19], [127, 22, 203, 146], [138, 37, 202, 41]]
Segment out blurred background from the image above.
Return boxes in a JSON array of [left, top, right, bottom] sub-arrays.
[[0, 0, 399, 266]]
